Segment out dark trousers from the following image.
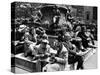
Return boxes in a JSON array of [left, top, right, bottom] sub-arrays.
[[68, 54, 84, 70], [76, 55, 84, 69]]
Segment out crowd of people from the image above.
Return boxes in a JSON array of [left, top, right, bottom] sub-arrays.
[[11, 6, 97, 72], [11, 23, 96, 71]]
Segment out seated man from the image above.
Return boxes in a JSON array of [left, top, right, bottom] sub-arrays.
[[43, 36, 68, 72], [77, 26, 96, 51], [63, 32, 84, 70], [71, 26, 84, 52], [25, 27, 48, 59]]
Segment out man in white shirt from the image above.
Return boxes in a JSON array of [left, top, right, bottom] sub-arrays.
[[42, 38, 68, 72]]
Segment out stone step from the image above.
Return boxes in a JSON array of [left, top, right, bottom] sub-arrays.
[[14, 48, 97, 72], [15, 53, 41, 72], [83, 48, 96, 62]]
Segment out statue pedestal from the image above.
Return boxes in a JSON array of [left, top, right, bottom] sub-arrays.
[[15, 53, 41, 72]]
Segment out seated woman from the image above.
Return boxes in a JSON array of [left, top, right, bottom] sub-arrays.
[[23, 27, 36, 58], [31, 39, 56, 71], [85, 29, 96, 48], [35, 27, 48, 45]]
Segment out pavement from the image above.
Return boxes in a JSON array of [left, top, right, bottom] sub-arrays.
[[84, 41, 97, 69], [84, 50, 97, 69], [13, 67, 29, 74]]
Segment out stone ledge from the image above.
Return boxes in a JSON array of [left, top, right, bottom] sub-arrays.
[[15, 53, 41, 72]]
